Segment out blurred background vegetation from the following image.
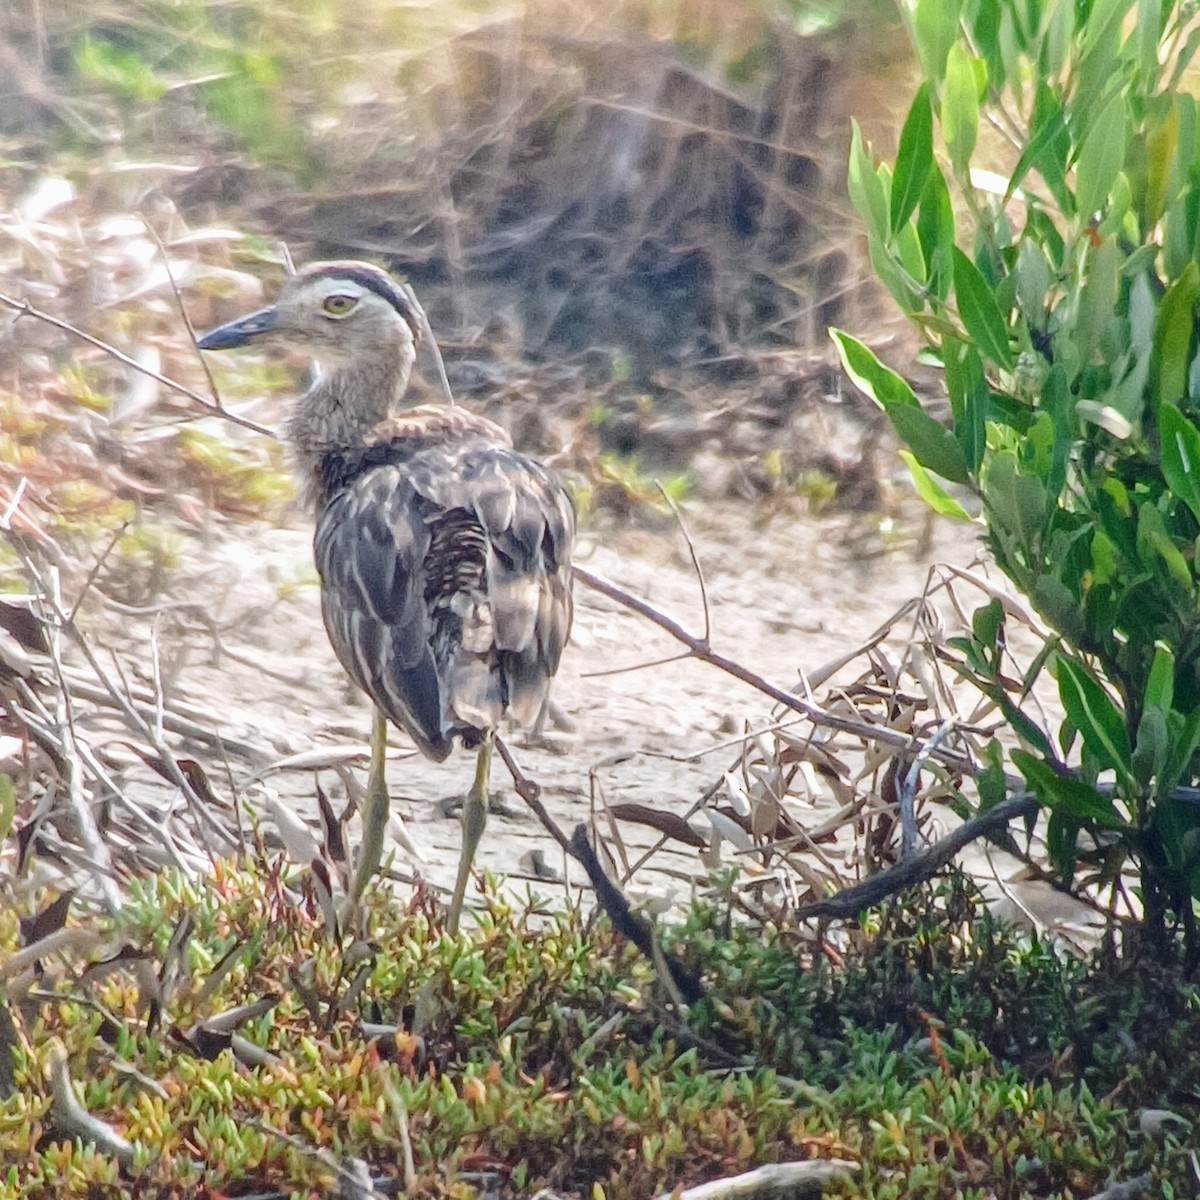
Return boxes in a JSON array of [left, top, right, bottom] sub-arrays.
[[2, 0, 909, 366], [0, 0, 922, 571]]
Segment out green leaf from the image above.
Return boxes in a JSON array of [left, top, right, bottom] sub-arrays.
[[1163, 705, 1200, 787], [984, 450, 1046, 545], [890, 405, 970, 483], [848, 120, 888, 244], [953, 247, 1014, 369], [74, 36, 168, 102], [894, 215, 928, 286], [1075, 94, 1127, 219], [1040, 0, 1074, 78], [1013, 749, 1127, 830], [899, 450, 972, 518], [1055, 656, 1134, 786], [916, 167, 955, 301], [1045, 808, 1081, 879], [1008, 90, 1070, 208], [1073, 235, 1119, 375], [1152, 261, 1199, 412], [972, 597, 1004, 650], [913, 0, 962, 83], [942, 44, 980, 177], [829, 329, 919, 411], [1144, 97, 1179, 228], [1135, 0, 1163, 82], [1168, 23, 1200, 90], [891, 83, 934, 233], [1132, 703, 1168, 786], [1143, 642, 1175, 716], [1137, 500, 1194, 591], [0, 775, 12, 843], [1033, 575, 1087, 645], [943, 338, 988, 471], [1014, 240, 1050, 330], [1158, 402, 1200, 523]]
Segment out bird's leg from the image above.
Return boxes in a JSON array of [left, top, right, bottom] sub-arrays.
[[352, 707, 391, 901], [447, 731, 491, 934]]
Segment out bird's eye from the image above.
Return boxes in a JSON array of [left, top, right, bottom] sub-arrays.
[[323, 294, 357, 316]]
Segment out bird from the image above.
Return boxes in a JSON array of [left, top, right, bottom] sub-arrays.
[[197, 260, 575, 932]]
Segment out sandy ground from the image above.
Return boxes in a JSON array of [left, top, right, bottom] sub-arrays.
[[84, 494, 1100, 946]]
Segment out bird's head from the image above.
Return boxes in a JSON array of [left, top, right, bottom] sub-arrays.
[[197, 261, 422, 370]]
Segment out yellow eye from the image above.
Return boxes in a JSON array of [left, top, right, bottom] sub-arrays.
[[323, 294, 357, 316]]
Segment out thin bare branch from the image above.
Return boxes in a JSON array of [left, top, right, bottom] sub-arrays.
[[574, 564, 976, 776], [141, 214, 225, 410], [793, 794, 1040, 923], [657, 483, 710, 645], [0, 292, 276, 438]]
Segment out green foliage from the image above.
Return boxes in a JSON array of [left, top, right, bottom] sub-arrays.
[[833, 0, 1200, 950], [5, 866, 1196, 1197]]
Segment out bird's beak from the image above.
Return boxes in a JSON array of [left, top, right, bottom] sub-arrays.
[[196, 306, 279, 350]]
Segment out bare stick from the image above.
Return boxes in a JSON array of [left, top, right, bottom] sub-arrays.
[[140, 215, 225, 410], [568, 823, 703, 1005], [581, 650, 692, 680], [3, 534, 237, 855], [792, 794, 1040, 922], [494, 736, 702, 1004], [897, 718, 957, 858], [653, 1160, 860, 1200], [574, 565, 975, 776], [658, 483, 710, 645], [66, 522, 128, 626], [493, 734, 574, 856], [0, 503, 122, 909], [398, 280, 455, 406], [0, 292, 276, 439], [46, 1040, 135, 1166], [1082, 1175, 1154, 1200]]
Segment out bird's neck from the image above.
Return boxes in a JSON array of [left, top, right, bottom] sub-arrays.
[[285, 346, 414, 507]]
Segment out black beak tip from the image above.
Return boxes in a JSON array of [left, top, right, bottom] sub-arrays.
[[196, 307, 279, 351]]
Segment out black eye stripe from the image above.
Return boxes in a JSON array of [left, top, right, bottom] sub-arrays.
[[306, 266, 420, 340]]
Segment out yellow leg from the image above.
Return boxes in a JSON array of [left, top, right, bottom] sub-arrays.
[[447, 732, 491, 935], [353, 708, 390, 901]]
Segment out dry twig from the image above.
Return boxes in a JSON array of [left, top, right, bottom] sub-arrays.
[[0, 292, 275, 438], [574, 565, 975, 776], [793, 794, 1040, 922]]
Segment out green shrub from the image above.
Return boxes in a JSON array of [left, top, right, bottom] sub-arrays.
[[833, 0, 1200, 954]]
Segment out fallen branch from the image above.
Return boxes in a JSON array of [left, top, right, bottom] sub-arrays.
[[792, 794, 1040, 922], [1083, 1174, 1154, 1200], [0, 291, 275, 438], [573, 565, 975, 777], [653, 1160, 861, 1200], [494, 736, 703, 1004], [46, 1040, 135, 1166]]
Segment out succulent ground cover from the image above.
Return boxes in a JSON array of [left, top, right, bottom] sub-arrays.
[[3, 2, 1200, 1197], [4, 867, 1198, 1199]]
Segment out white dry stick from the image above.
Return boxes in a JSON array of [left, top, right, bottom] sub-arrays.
[[44, 566, 123, 913], [574, 566, 976, 777], [0, 518, 238, 856], [46, 1040, 136, 1166], [0, 291, 276, 438], [0, 927, 105, 985], [652, 1160, 861, 1200], [10, 676, 193, 876], [377, 1064, 418, 1192], [897, 718, 958, 859], [62, 669, 267, 764]]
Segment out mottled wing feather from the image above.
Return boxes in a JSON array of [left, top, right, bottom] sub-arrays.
[[316, 469, 451, 759], [314, 438, 574, 758]]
